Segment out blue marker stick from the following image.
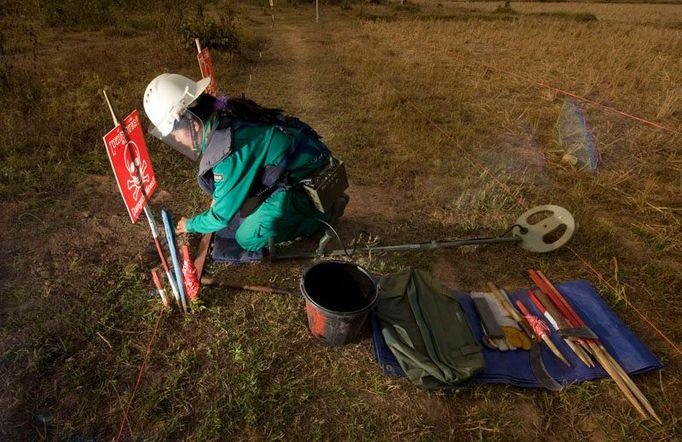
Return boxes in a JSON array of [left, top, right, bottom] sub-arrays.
[[162, 208, 188, 313]]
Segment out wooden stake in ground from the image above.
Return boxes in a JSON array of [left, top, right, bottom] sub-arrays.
[[269, 0, 275, 27], [195, 39, 217, 96], [151, 268, 171, 308], [192, 233, 213, 280], [201, 277, 292, 296]]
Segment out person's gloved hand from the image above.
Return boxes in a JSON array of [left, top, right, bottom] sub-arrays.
[[176, 217, 188, 234]]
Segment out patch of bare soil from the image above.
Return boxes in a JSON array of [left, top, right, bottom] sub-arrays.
[[50, 174, 155, 272], [345, 182, 402, 221], [431, 255, 463, 289]]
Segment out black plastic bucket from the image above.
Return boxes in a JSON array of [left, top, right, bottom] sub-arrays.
[[300, 261, 378, 346]]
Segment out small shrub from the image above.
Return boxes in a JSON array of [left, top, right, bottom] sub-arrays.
[[179, 6, 240, 52]]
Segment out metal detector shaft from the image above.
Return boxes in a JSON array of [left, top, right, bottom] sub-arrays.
[[347, 236, 521, 253], [272, 236, 522, 260]]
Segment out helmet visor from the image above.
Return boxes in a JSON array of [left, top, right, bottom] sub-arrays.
[[149, 109, 204, 161]]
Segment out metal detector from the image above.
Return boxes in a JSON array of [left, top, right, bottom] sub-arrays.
[[268, 205, 575, 260]]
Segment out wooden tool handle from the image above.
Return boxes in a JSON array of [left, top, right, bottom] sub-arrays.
[[488, 282, 537, 343], [487, 282, 521, 322], [193, 233, 213, 280], [201, 277, 292, 296]]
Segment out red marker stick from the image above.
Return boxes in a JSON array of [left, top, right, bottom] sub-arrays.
[[181, 245, 200, 302], [151, 268, 171, 308]]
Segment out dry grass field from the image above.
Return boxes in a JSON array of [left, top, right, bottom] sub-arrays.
[[1, 0, 681, 440], [459, 1, 682, 22]]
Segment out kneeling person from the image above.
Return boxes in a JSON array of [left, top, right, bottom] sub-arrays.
[[143, 73, 347, 261]]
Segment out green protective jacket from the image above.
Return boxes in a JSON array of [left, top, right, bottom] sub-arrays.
[[185, 121, 331, 251]]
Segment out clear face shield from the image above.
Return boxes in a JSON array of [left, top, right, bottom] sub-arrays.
[[149, 109, 205, 161]]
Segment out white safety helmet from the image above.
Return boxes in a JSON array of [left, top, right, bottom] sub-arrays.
[[143, 73, 211, 136], [143, 73, 212, 161]]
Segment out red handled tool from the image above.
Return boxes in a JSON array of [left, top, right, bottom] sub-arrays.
[[528, 269, 661, 423], [181, 245, 200, 302]]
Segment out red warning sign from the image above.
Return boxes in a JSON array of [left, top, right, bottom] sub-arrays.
[[102, 110, 158, 223], [197, 47, 217, 96]]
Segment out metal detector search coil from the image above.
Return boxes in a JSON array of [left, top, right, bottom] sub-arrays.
[[512, 205, 575, 253]]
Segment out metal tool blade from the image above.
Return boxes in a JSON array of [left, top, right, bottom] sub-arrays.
[[530, 343, 563, 391], [558, 327, 599, 340]]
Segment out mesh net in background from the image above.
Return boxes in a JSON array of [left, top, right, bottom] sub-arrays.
[[556, 99, 601, 172]]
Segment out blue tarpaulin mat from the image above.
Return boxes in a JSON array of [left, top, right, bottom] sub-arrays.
[[371, 280, 663, 388]]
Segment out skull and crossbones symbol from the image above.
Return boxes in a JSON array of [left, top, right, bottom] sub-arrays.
[[123, 141, 150, 200]]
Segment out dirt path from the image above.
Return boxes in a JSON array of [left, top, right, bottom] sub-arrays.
[[270, 19, 326, 117], [247, 14, 409, 233]]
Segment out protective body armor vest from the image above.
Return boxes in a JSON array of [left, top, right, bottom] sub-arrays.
[[197, 118, 330, 218]]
